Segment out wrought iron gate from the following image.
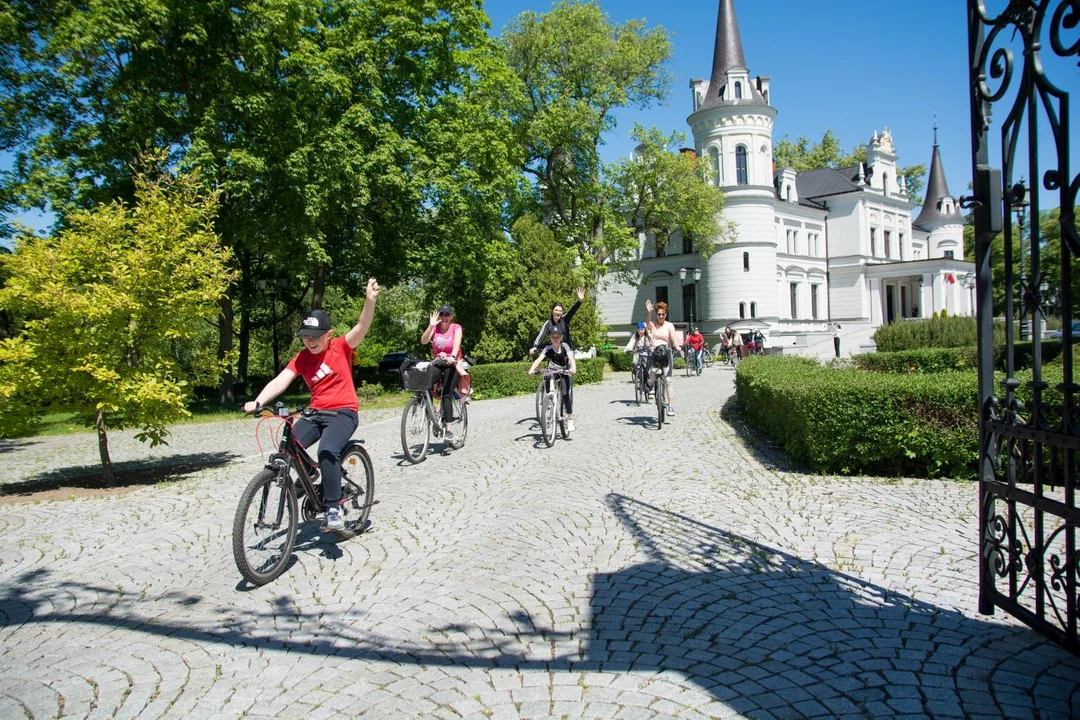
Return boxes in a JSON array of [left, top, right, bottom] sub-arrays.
[[967, 1, 1078, 652]]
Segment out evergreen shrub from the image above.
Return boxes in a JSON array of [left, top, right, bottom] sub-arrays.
[[735, 356, 978, 479], [874, 316, 1004, 351], [853, 348, 978, 374], [608, 351, 634, 372]]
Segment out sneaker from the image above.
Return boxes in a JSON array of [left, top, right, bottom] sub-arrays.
[[323, 505, 344, 531], [666, 405, 675, 417], [443, 426, 454, 441], [566, 419, 576, 433]]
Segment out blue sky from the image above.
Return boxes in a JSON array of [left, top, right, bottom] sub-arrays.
[[485, 0, 1078, 213]]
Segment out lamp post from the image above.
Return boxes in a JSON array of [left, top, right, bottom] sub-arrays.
[[678, 266, 702, 331], [1010, 179, 1031, 340]]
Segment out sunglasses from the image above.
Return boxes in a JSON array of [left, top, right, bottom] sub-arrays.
[[438, 312, 451, 317]]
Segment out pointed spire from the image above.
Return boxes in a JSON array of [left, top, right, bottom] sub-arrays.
[[698, 0, 766, 110], [915, 132, 963, 226]]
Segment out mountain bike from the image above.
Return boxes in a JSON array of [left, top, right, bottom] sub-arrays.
[[632, 348, 652, 406], [233, 404, 375, 586], [702, 345, 715, 368], [400, 359, 469, 463], [683, 344, 703, 377], [534, 365, 571, 447]]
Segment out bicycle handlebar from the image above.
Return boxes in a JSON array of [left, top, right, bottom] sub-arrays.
[[244, 402, 339, 419]]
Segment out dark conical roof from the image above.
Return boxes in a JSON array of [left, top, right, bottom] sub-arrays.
[[698, 0, 767, 110], [914, 142, 963, 227]]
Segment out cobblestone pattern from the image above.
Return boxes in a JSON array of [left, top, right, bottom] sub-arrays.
[[0, 369, 1077, 719]]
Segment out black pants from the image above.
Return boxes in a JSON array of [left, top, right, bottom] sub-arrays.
[[292, 409, 359, 508], [833, 337, 841, 358], [560, 375, 574, 414], [436, 363, 459, 422]]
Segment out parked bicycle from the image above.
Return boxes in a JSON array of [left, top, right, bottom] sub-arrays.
[[535, 365, 571, 447], [400, 358, 470, 463], [233, 403, 375, 586]]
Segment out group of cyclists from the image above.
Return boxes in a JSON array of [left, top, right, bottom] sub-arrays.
[[244, 277, 765, 531]]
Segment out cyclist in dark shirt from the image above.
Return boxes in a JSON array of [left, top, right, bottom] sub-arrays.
[[530, 287, 585, 356], [527, 326, 578, 432]]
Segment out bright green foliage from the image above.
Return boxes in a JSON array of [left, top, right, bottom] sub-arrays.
[[467, 357, 605, 401], [607, 351, 633, 372], [474, 215, 603, 362], [854, 348, 979, 374], [500, 1, 673, 280], [0, 165, 235, 469], [609, 125, 734, 259], [772, 130, 926, 206], [873, 316, 1003, 351], [735, 356, 978, 479]]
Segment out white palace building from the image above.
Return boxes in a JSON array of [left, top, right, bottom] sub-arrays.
[[596, 0, 976, 356]]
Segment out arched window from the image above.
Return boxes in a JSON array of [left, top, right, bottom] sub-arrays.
[[750, 302, 758, 318], [882, 172, 889, 192], [743, 252, 750, 271], [709, 147, 721, 187], [734, 81, 742, 99], [739, 302, 746, 319], [735, 146, 748, 185], [785, 185, 792, 201]]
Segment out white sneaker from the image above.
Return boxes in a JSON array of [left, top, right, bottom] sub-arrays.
[[566, 419, 575, 433], [666, 405, 675, 417]]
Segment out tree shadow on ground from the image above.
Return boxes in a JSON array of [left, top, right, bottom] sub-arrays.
[[0, 438, 41, 455], [0, 451, 239, 497], [1, 495, 1077, 717]]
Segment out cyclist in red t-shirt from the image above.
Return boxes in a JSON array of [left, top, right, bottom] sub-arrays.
[[245, 278, 380, 531]]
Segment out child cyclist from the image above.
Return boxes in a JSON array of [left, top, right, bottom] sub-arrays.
[[244, 278, 380, 531], [527, 326, 577, 432]]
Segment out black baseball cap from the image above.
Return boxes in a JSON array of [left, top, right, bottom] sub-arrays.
[[437, 304, 454, 315], [296, 309, 331, 337]]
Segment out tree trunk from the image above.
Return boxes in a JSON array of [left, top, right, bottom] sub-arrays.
[[238, 304, 250, 387], [218, 291, 235, 406], [96, 408, 115, 488], [311, 264, 327, 309]]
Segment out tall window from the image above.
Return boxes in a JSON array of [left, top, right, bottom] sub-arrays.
[[870, 228, 877, 256], [709, 147, 720, 187], [883, 173, 889, 192], [735, 146, 748, 185], [786, 229, 794, 254], [898, 233, 905, 259], [811, 285, 820, 319], [734, 81, 742, 99], [884, 230, 893, 259], [682, 284, 696, 323], [655, 286, 668, 305], [682, 234, 694, 254], [789, 282, 799, 318], [738, 302, 746, 319], [750, 302, 758, 318], [743, 252, 750, 271]]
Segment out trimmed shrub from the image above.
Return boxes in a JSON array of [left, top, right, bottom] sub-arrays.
[[608, 351, 634, 372], [854, 348, 978, 374], [467, 357, 605, 401], [735, 356, 978, 479], [874, 316, 1005, 351]]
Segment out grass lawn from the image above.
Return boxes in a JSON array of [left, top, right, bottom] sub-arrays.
[[23, 390, 413, 438]]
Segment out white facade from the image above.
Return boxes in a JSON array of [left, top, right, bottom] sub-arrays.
[[596, 0, 973, 355]]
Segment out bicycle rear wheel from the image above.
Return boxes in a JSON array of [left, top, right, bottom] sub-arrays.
[[447, 396, 468, 450], [233, 469, 298, 586], [540, 392, 556, 447], [703, 349, 714, 368], [655, 373, 665, 429], [339, 446, 375, 537], [401, 395, 431, 464], [634, 368, 644, 405]]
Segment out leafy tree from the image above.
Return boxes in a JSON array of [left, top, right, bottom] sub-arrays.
[[1037, 206, 1080, 321], [610, 125, 734, 259], [474, 215, 602, 362], [0, 162, 235, 485], [773, 130, 926, 206], [500, 0, 673, 280]]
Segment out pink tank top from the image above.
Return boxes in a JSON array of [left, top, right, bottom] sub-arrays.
[[432, 322, 461, 359]]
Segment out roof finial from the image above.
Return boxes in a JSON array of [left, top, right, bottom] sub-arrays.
[[933, 113, 939, 146]]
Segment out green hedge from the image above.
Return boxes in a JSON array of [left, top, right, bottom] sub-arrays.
[[874, 316, 1005, 351], [855, 341, 1065, 374], [735, 356, 978, 479], [467, 357, 605, 401], [608, 351, 634, 372]]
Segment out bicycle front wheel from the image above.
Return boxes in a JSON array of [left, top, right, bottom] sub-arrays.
[[540, 392, 556, 447], [534, 379, 544, 425], [703, 349, 714, 368], [339, 446, 375, 537], [401, 395, 431, 464], [447, 396, 468, 450], [655, 375, 665, 429], [233, 469, 298, 586], [634, 368, 644, 405]]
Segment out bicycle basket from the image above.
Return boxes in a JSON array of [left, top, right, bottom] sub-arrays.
[[650, 345, 670, 368], [402, 363, 437, 391]]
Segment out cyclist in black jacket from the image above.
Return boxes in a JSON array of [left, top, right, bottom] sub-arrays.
[[529, 287, 585, 356]]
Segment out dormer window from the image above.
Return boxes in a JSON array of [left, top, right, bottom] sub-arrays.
[[734, 81, 743, 99]]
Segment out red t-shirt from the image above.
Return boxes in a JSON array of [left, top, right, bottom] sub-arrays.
[[688, 332, 704, 351], [286, 336, 358, 411]]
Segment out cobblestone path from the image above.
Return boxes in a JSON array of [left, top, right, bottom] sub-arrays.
[[0, 370, 1077, 719]]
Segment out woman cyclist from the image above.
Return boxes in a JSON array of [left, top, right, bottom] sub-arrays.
[[529, 287, 585, 356], [244, 278, 380, 531], [527, 326, 577, 432], [420, 304, 463, 441]]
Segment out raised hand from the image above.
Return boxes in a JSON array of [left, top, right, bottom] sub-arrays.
[[645, 298, 653, 314], [365, 277, 381, 302], [576, 287, 585, 301], [429, 309, 441, 327]]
